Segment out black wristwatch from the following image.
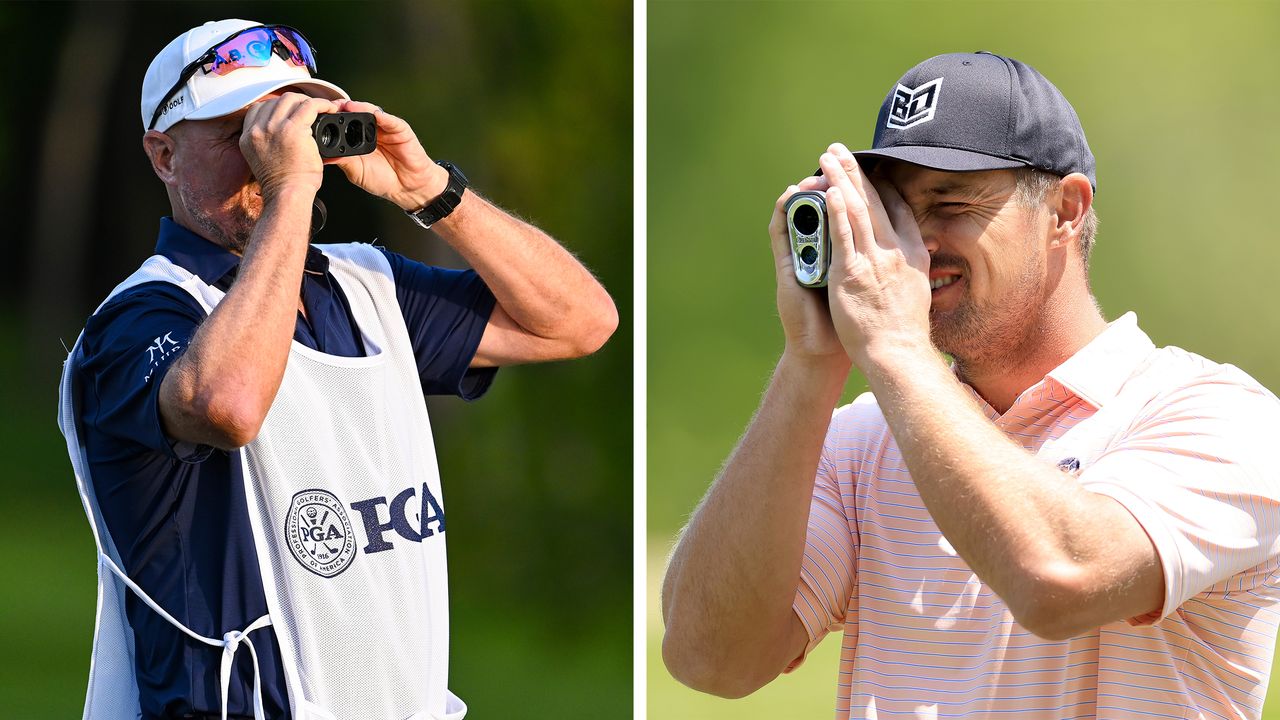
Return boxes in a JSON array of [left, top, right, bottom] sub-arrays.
[[406, 161, 468, 229]]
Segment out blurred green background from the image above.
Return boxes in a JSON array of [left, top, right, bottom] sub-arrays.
[[648, 1, 1280, 717], [0, 1, 630, 717]]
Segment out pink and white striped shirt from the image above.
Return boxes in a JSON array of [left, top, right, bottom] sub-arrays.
[[790, 312, 1280, 719]]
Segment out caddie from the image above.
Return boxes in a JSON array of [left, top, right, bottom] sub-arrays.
[[662, 51, 1280, 719], [57, 18, 616, 720]]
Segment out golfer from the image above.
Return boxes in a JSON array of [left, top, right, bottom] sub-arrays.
[[57, 19, 616, 720], [662, 52, 1280, 719]]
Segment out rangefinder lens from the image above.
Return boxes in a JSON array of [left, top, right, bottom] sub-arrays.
[[785, 190, 829, 288], [793, 204, 820, 236], [319, 123, 338, 148], [345, 120, 364, 149]]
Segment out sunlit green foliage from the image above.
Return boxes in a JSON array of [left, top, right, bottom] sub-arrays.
[[648, 1, 1280, 717]]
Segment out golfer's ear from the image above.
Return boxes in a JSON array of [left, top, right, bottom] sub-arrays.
[[142, 130, 179, 186], [1051, 173, 1092, 250]]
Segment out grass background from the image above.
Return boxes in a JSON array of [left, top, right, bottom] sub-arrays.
[[647, 1, 1280, 717]]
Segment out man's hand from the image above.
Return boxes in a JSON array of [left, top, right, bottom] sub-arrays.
[[323, 99, 450, 212], [817, 143, 934, 368], [768, 175, 851, 378], [313, 99, 614, 365], [240, 92, 340, 202]]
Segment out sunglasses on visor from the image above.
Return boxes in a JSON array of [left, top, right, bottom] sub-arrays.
[[148, 24, 319, 131]]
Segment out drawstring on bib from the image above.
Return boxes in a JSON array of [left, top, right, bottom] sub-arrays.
[[98, 549, 274, 720], [63, 315, 276, 720], [219, 616, 271, 720]]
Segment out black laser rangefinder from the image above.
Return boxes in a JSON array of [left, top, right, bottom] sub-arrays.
[[785, 191, 830, 287], [311, 112, 377, 158]]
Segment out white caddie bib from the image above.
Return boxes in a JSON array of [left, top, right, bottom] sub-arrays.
[[58, 243, 466, 720]]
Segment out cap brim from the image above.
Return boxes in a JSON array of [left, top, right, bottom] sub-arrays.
[[183, 77, 350, 124], [852, 146, 1028, 173]]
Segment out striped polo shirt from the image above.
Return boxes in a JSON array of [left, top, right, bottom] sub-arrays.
[[790, 312, 1280, 719]]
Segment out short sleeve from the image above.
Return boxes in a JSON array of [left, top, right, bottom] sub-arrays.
[[78, 282, 212, 462], [1079, 376, 1280, 624], [378, 247, 497, 400], [787, 407, 861, 672]]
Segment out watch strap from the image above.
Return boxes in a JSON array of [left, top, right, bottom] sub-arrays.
[[407, 161, 468, 228]]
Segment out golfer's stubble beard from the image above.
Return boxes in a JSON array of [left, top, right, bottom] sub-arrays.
[[179, 177, 265, 256], [930, 243, 1050, 377]]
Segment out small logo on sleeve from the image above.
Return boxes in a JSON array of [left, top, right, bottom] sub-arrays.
[[143, 332, 181, 383], [887, 77, 943, 130], [1056, 457, 1081, 475]]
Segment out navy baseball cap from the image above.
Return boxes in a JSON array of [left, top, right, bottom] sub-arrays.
[[853, 51, 1097, 190]]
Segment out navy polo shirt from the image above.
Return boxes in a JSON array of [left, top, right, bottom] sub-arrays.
[[74, 218, 497, 719]]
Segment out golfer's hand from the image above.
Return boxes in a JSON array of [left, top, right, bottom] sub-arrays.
[[324, 99, 451, 213], [818, 143, 934, 368], [240, 92, 338, 202], [768, 174, 851, 376]]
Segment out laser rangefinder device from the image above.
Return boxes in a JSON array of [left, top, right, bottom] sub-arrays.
[[785, 191, 830, 287], [311, 112, 377, 158]]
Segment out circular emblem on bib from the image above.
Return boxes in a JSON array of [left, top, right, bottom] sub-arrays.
[[285, 489, 357, 578]]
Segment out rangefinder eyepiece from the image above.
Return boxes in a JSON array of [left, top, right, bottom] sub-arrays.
[[785, 192, 830, 287], [311, 112, 378, 158]]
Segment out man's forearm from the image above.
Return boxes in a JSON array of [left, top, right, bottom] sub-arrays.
[[661, 353, 844, 694], [433, 191, 616, 352], [861, 345, 1162, 637], [159, 190, 314, 449]]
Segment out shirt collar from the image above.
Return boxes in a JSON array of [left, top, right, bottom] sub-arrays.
[[1045, 311, 1155, 409], [155, 217, 241, 286], [155, 216, 331, 286], [953, 311, 1156, 417]]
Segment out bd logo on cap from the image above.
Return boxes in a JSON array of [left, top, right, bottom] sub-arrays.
[[887, 77, 943, 130]]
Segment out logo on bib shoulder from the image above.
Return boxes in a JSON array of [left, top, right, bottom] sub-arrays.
[[285, 489, 358, 577]]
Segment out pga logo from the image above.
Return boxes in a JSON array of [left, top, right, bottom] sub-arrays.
[[887, 77, 943, 130], [285, 489, 358, 578], [284, 483, 447, 577]]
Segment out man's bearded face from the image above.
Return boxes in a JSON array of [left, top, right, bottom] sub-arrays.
[[167, 103, 272, 253], [883, 164, 1051, 370]]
